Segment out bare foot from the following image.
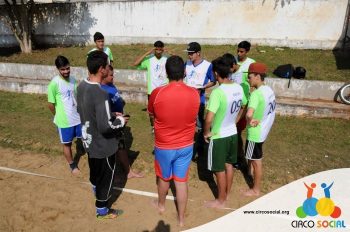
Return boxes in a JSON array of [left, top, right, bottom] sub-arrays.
[[127, 170, 144, 179], [151, 199, 165, 214], [71, 168, 81, 176], [178, 218, 184, 227], [204, 199, 226, 209], [242, 189, 260, 197]]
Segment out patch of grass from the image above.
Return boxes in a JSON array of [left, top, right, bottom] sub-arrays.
[[0, 90, 349, 191], [0, 44, 349, 82]]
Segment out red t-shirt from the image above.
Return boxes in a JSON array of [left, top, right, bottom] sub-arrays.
[[148, 81, 200, 149]]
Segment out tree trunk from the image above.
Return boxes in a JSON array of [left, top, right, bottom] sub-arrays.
[[1, 0, 35, 53], [18, 28, 32, 53]]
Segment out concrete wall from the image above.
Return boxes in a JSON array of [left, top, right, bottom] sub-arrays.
[[1, 0, 349, 49], [0, 62, 345, 101]]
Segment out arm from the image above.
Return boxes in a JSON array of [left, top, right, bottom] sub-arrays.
[[246, 91, 260, 127], [203, 64, 216, 89], [47, 81, 57, 116], [133, 48, 154, 66], [204, 81, 216, 89], [147, 89, 157, 118], [203, 111, 214, 143], [95, 91, 126, 135], [246, 107, 259, 127], [48, 103, 56, 116]]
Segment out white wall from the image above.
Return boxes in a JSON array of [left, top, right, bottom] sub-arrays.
[[1, 0, 349, 49]]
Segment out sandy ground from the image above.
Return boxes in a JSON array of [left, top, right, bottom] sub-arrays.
[[0, 147, 256, 232]]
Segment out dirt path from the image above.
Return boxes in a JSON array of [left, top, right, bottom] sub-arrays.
[[0, 147, 256, 232]]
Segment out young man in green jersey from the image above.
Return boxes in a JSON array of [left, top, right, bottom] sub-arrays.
[[243, 62, 276, 197], [47, 56, 85, 175], [203, 57, 247, 209], [236, 40, 256, 159], [222, 53, 252, 185], [88, 32, 114, 65], [133, 40, 171, 133]]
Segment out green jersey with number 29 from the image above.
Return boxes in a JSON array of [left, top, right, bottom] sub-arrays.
[[247, 85, 276, 143]]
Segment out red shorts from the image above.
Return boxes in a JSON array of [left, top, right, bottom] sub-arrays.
[[237, 117, 247, 133]]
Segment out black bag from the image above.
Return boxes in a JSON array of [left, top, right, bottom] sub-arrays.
[[293, 66, 306, 79], [273, 64, 294, 79]]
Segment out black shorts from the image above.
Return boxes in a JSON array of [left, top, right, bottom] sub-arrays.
[[245, 140, 264, 160]]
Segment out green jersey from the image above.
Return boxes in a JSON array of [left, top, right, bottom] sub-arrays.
[[138, 55, 168, 94], [47, 75, 81, 128], [207, 83, 247, 139], [88, 47, 113, 63], [247, 85, 276, 142], [231, 57, 255, 99]]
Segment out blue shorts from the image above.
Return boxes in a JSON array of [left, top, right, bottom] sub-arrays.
[[154, 145, 193, 182], [57, 124, 82, 144]]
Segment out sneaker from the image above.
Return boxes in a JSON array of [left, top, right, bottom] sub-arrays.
[[151, 127, 154, 134], [96, 209, 124, 220]]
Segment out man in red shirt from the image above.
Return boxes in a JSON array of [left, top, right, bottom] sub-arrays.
[[148, 55, 199, 227]]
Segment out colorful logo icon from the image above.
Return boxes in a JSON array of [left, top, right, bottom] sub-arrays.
[[296, 182, 341, 219]]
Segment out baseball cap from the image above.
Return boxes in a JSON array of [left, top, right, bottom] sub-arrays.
[[184, 42, 201, 53], [247, 62, 267, 74]]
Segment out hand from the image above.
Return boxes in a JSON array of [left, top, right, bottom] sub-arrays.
[[203, 132, 212, 143], [114, 112, 123, 117], [123, 116, 129, 124], [249, 119, 260, 127]]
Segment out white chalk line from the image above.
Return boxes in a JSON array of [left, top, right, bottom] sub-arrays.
[[0, 166, 176, 200], [0, 166, 235, 210]]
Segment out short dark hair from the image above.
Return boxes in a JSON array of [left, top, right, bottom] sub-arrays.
[[165, 55, 184, 81], [154, 40, 164, 48], [87, 50, 108, 75], [222, 53, 237, 68], [55, 55, 69, 69], [238, 40, 251, 51], [260, 73, 267, 81], [107, 64, 113, 71], [212, 57, 231, 79], [93, 32, 104, 42]]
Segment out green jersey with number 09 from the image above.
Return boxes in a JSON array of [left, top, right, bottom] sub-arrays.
[[207, 83, 247, 139]]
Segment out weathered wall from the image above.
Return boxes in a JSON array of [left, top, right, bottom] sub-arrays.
[[1, 0, 349, 49]]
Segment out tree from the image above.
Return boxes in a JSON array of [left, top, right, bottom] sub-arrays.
[[0, 0, 36, 53]]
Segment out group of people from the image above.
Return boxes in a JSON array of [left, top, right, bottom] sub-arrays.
[[47, 31, 276, 225]]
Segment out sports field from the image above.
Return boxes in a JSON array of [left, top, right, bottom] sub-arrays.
[[0, 90, 349, 231]]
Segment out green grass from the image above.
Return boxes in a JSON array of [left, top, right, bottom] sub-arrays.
[[0, 44, 349, 82], [0, 90, 349, 191]]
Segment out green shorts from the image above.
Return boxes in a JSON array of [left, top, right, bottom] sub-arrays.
[[208, 134, 238, 172]]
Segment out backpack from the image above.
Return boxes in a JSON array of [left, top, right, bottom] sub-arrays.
[[273, 64, 294, 79], [293, 66, 306, 79]]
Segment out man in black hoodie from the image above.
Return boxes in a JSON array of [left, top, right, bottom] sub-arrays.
[[77, 50, 128, 219]]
